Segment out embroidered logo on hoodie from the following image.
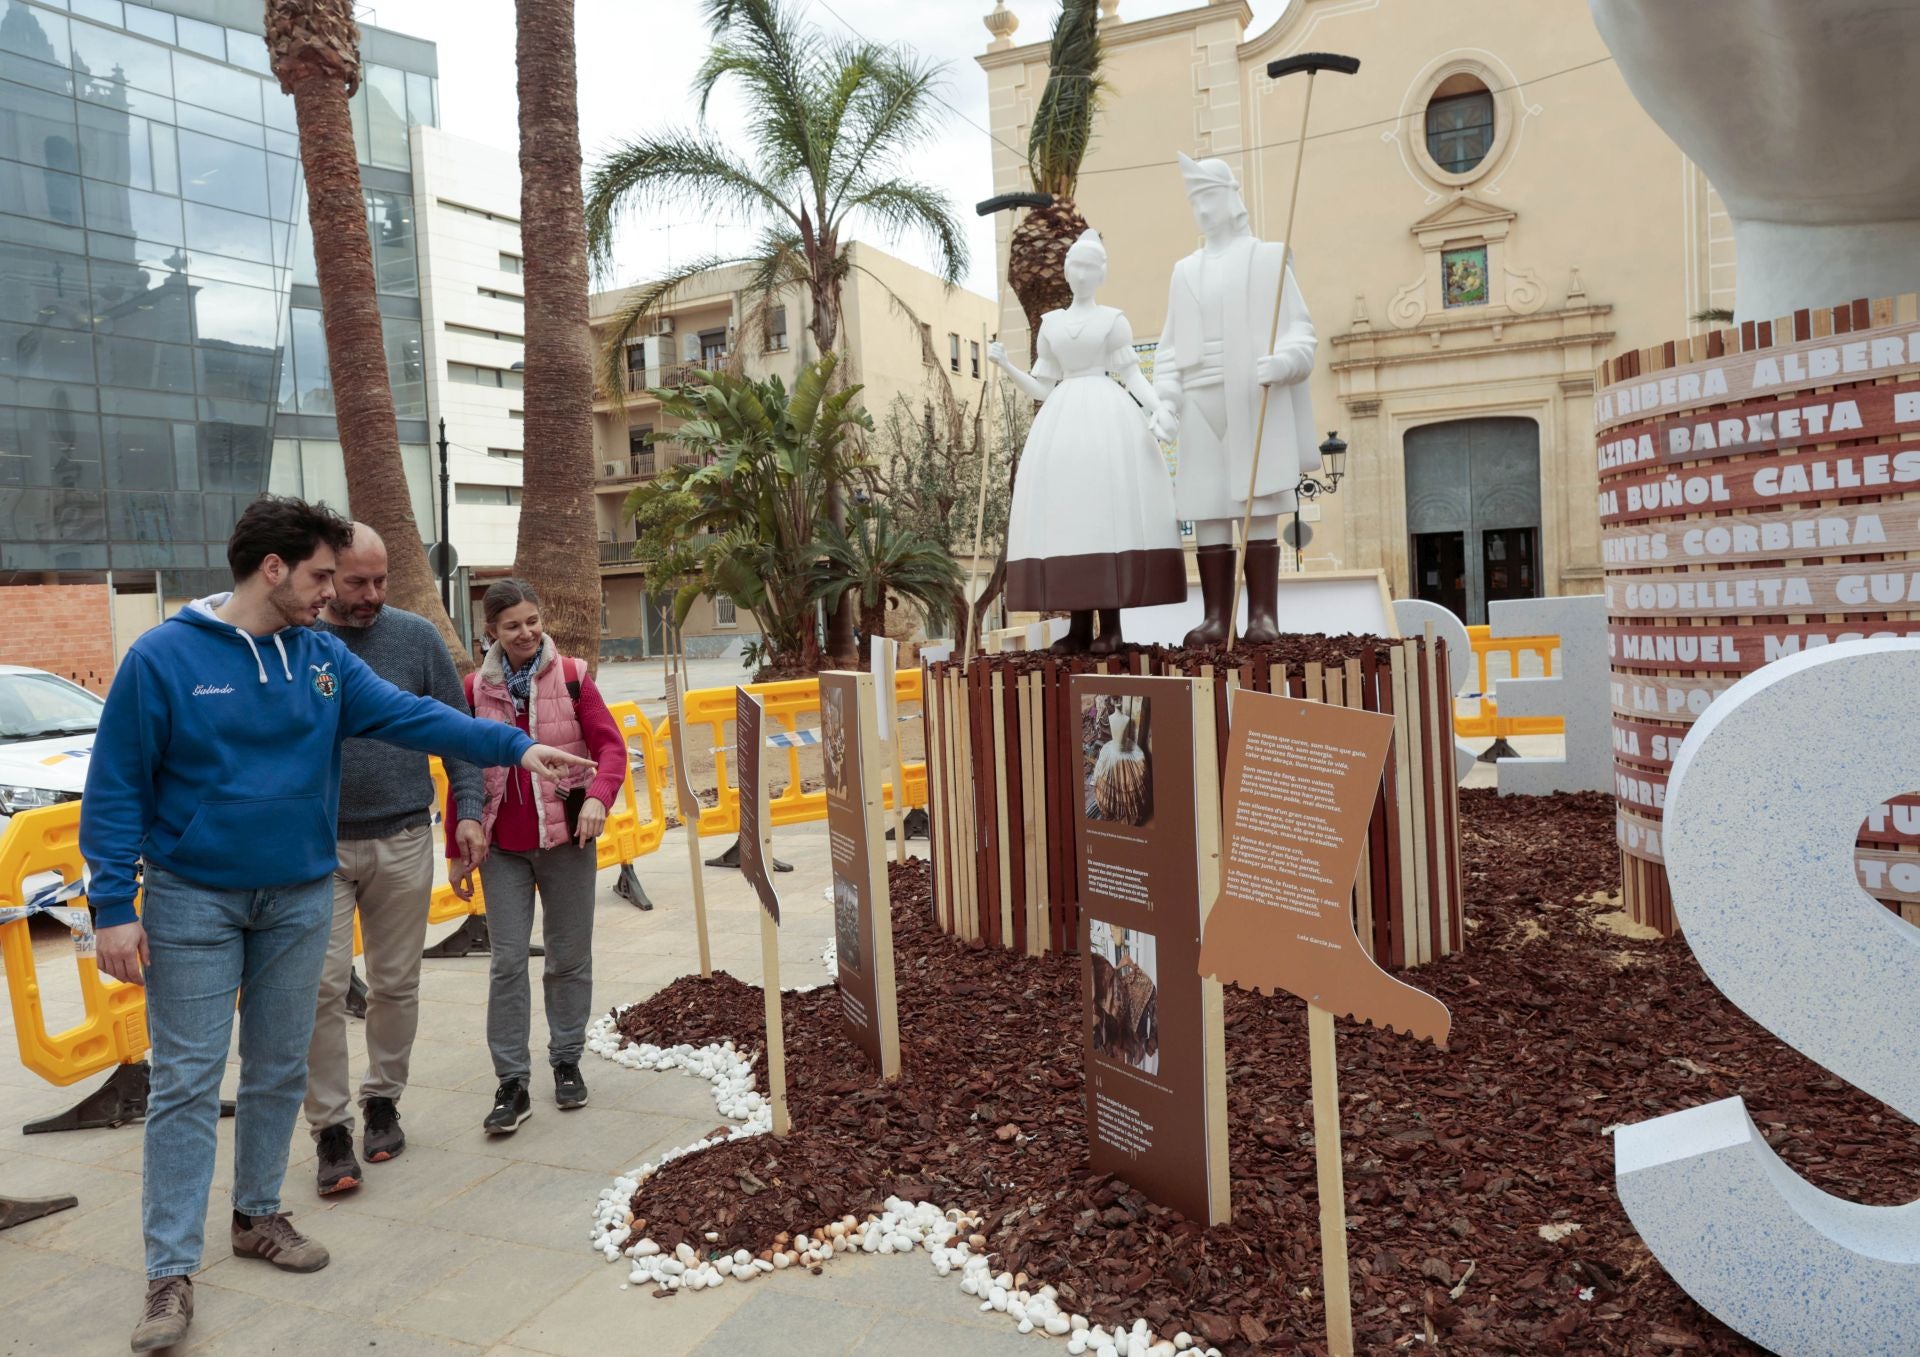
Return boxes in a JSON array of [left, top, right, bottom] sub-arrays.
[[310, 662, 338, 700]]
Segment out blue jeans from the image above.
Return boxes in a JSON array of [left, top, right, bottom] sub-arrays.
[[139, 866, 333, 1280]]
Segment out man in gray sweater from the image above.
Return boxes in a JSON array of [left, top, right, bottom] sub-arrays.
[[303, 524, 488, 1195]]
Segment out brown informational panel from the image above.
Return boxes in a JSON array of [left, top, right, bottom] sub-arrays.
[[820, 672, 901, 1080], [735, 687, 778, 924], [734, 685, 789, 1134], [665, 674, 711, 977], [1198, 688, 1451, 1047], [1073, 673, 1229, 1227]]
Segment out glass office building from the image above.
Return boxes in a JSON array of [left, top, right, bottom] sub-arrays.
[[0, 0, 438, 598]]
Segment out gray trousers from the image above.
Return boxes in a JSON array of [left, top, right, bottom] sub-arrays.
[[481, 841, 599, 1083]]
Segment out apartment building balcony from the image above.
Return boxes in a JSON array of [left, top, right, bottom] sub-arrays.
[[595, 440, 700, 486], [599, 539, 646, 570], [594, 358, 728, 407]]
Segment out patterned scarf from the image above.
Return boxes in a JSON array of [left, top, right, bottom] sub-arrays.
[[505, 650, 540, 714]]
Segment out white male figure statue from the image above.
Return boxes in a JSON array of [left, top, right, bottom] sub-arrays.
[[1151, 152, 1319, 646]]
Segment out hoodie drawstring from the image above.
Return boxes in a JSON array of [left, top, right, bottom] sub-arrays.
[[236, 629, 269, 684], [232, 628, 294, 683]]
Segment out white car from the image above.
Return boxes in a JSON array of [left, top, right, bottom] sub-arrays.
[[0, 664, 103, 832]]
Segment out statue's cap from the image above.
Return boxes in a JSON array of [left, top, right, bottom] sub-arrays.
[[1065, 228, 1107, 265], [1178, 151, 1240, 197]]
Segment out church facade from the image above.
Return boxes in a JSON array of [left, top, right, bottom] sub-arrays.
[[979, 0, 1727, 623]]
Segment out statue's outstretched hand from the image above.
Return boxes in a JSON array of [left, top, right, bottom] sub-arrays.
[[987, 340, 1009, 368], [1255, 352, 1311, 387]]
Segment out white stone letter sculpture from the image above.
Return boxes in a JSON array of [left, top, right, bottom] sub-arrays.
[[1153, 154, 1318, 647], [1393, 598, 1476, 784], [1589, 1, 1920, 319], [1489, 595, 1610, 795], [1615, 638, 1920, 1355]]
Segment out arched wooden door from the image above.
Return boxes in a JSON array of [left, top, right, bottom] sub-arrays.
[[1403, 417, 1541, 624]]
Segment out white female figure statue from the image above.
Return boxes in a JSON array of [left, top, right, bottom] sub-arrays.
[[989, 229, 1186, 654]]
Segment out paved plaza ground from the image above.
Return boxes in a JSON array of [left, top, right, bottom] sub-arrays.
[[2, 643, 1555, 1355]]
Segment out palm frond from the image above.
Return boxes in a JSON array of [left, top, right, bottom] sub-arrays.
[[696, 0, 825, 194], [585, 130, 794, 279], [826, 47, 948, 218], [840, 180, 969, 286], [1027, 0, 1106, 197]]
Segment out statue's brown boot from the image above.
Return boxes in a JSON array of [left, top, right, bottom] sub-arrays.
[[1049, 610, 1094, 655], [1182, 545, 1236, 648], [1087, 608, 1125, 655], [1242, 539, 1284, 644]]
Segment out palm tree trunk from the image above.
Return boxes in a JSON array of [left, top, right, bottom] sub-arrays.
[[808, 273, 856, 666], [269, 0, 464, 664], [513, 0, 601, 672]]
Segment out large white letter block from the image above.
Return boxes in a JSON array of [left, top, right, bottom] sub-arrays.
[[1615, 639, 1920, 1355], [1393, 598, 1476, 785], [1489, 594, 1610, 796]]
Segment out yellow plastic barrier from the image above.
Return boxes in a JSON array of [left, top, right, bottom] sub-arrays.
[[1455, 625, 1567, 739], [0, 801, 146, 1087], [673, 670, 929, 837], [423, 699, 667, 925]]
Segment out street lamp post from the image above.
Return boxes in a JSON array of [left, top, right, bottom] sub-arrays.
[[1290, 430, 1348, 571], [436, 416, 452, 613]]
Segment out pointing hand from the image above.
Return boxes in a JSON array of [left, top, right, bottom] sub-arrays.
[[522, 745, 596, 780]]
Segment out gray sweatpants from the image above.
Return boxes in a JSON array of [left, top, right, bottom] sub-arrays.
[[480, 841, 599, 1083]]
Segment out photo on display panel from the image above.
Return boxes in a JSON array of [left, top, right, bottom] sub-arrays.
[[1082, 694, 1152, 827], [832, 871, 862, 977], [1088, 919, 1160, 1076]]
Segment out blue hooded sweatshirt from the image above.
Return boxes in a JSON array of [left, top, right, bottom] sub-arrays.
[[80, 594, 534, 928]]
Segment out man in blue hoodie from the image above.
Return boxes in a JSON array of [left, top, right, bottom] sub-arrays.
[[81, 496, 593, 1353]]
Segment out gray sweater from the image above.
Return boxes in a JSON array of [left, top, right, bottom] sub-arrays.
[[317, 607, 486, 840]]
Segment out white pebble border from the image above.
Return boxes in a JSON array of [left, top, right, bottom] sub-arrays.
[[583, 976, 1223, 1357]]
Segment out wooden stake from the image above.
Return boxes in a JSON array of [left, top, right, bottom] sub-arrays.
[[685, 805, 713, 980], [1308, 1003, 1354, 1357], [760, 908, 791, 1137], [992, 669, 1014, 946], [963, 322, 999, 660], [1194, 678, 1232, 1225]]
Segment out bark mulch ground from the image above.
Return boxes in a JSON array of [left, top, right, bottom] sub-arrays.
[[608, 789, 1918, 1353]]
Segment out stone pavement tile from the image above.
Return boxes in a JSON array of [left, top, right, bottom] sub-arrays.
[[507, 1261, 751, 1356], [390, 1084, 500, 1149], [686, 1287, 882, 1357], [0, 1240, 145, 1355], [759, 1251, 1007, 1331], [401, 1026, 499, 1092], [418, 968, 496, 1008], [436, 1104, 696, 1178], [315, 1142, 513, 1224], [190, 1301, 486, 1356], [32, 1175, 235, 1274], [195, 1207, 476, 1319], [427, 1159, 613, 1255], [849, 1309, 1046, 1357], [590, 1062, 729, 1125], [377, 1236, 597, 1348], [0, 1150, 138, 1246]]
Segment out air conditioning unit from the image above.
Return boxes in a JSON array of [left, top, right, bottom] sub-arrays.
[[596, 530, 613, 543], [653, 318, 675, 336], [602, 461, 624, 477]]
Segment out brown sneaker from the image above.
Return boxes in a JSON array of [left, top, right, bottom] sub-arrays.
[[131, 1276, 193, 1352], [231, 1211, 330, 1273]]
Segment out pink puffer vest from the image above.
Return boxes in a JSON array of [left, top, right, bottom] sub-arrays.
[[469, 635, 592, 850]]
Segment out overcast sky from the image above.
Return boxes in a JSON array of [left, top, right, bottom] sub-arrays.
[[358, 0, 1291, 301]]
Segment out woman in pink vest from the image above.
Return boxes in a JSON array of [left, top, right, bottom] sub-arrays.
[[452, 579, 626, 1135]]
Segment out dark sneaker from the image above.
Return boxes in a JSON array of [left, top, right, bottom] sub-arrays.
[[131, 1276, 193, 1352], [484, 1078, 532, 1135], [231, 1211, 330, 1272], [315, 1122, 361, 1196], [362, 1096, 405, 1162], [554, 1061, 589, 1110]]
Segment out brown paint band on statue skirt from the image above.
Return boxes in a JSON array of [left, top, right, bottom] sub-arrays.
[[1005, 547, 1188, 613]]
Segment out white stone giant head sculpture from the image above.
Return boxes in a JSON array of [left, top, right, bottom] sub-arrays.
[[1589, 0, 1920, 318], [1179, 152, 1251, 239]]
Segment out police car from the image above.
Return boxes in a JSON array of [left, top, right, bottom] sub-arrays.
[[0, 665, 102, 833]]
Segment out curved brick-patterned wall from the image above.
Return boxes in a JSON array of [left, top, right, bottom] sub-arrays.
[[1598, 297, 1920, 933]]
